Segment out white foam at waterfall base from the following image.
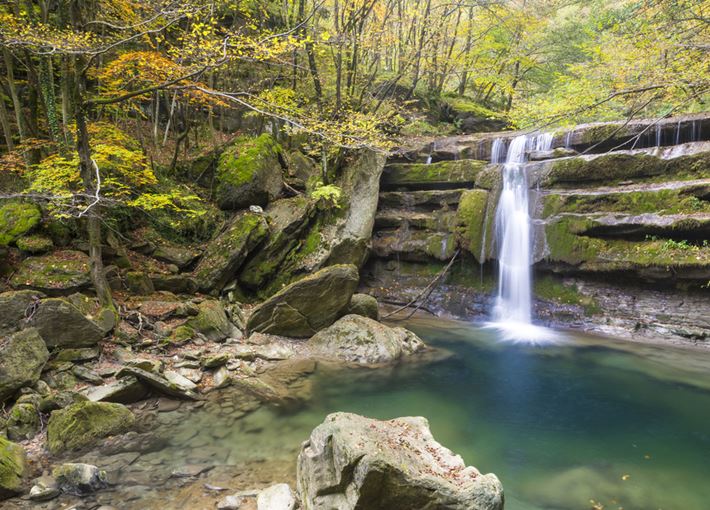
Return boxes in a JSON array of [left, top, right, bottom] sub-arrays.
[[485, 133, 561, 344]]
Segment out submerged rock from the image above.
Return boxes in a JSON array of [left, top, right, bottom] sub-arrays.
[[0, 437, 27, 500], [0, 328, 49, 403], [257, 483, 297, 510], [247, 264, 359, 337], [52, 463, 107, 495], [307, 315, 425, 365], [297, 412, 504, 510], [47, 401, 136, 454]]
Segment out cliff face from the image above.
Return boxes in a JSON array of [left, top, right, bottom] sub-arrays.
[[367, 114, 710, 343]]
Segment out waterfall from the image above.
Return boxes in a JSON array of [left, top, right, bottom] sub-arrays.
[[487, 133, 558, 343]]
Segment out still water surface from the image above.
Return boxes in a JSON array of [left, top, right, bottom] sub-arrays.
[[157, 317, 710, 509]]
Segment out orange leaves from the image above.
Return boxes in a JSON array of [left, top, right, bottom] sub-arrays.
[[95, 51, 226, 108]]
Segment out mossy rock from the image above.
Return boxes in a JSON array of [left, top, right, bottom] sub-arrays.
[[16, 235, 53, 254], [168, 325, 195, 344], [0, 437, 26, 499], [344, 294, 379, 320], [193, 212, 269, 293], [10, 250, 91, 293], [187, 300, 234, 341], [0, 328, 49, 404], [238, 197, 315, 291], [382, 160, 486, 190], [247, 264, 360, 337], [6, 402, 40, 441], [125, 271, 155, 295], [0, 201, 41, 247], [47, 401, 135, 454], [454, 190, 489, 263], [28, 298, 104, 348], [439, 94, 508, 133], [0, 290, 39, 337], [216, 134, 284, 210], [542, 188, 710, 219], [372, 229, 457, 262], [534, 275, 600, 315]]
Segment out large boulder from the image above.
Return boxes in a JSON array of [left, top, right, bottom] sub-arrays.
[[0, 290, 39, 337], [0, 201, 41, 246], [52, 463, 107, 495], [0, 437, 27, 500], [27, 298, 104, 348], [47, 401, 136, 454], [194, 212, 269, 293], [247, 264, 359, 337], [216, 134, 284, 210], [344, 293, 379, 320], [297, 412, 504, 510], [0, 328, 49, 403], [10, 250, 92, 293], [307, 315, 425, 364]]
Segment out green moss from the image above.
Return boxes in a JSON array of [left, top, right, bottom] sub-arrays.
[[543, 189, 710, 218], [47, 401, 135, 454], [578, 124, 632, 145], [455, 190, 489, 262], [383, 160, 486, 188], [193, 212, 269, 291], [0, 201, 41, 246], [217, 134, 282, 187], [425, 232, 456, 259], [10, 250, 91, 291], [534, 275, 600, 315], [167, 325, 194, 344], [545, 217, 605, 265], [440, 94, 504, 119], [0, 436, 26, 496], [15, 234, 53, 254], [543, 153, 665, 186]]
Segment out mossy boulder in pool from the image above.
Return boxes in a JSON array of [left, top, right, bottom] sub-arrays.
[[0, 328, 49, 403], [47, 401, 135, 454], [297, 412, 504, 510], [216, 134, 284, 210], [10, 250, 91, 293], [28, 298, 104, 348], [0, 201, 41, 246], [455, 189, 489, 263], [194, 212, 269, 293], [307, 315, 425, 364], [0, 437, 27, 499], [247, 264, 359, 337]]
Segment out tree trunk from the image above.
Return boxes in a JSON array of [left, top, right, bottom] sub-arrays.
[[0, 93, 14, 150], [2, 49, 25, 141]]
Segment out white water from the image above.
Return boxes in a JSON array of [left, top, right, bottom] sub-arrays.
[[487, 133, 558, 343]]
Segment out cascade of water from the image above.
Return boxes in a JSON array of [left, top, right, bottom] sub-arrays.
[[675, 120, 682, 145], [491, 138, 506, 164], [491, 133, 551, 326], [656, 124, 662, 147]]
